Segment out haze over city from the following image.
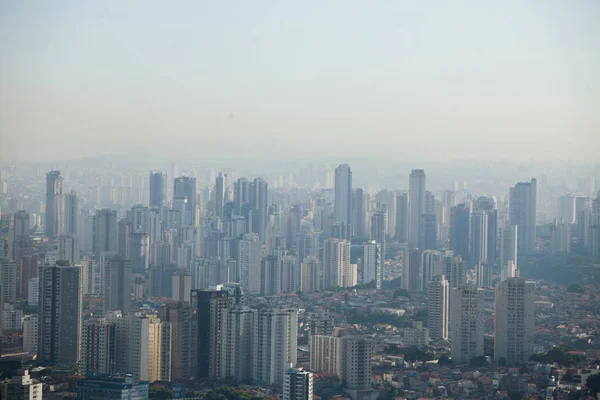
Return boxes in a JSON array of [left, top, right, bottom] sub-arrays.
[[1, 2, 600, 400], [1, 1, 599, 163]]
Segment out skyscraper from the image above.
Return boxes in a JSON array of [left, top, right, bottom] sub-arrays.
[[58, 234, 80, 264], [159, 302, 195, 380], [509, 179, 537, 254], [107, 311, 149, 382], [450, 284, 484, 364], [233, 178, 249, 211], [224, 306, 255, 382], [93, 209, 118, 261], [444, 256, 465, 289], [352, 188, 368, 239], [64, 191, 79, 236], [149, 171, 168, 208], [215, 172, 226, 219], [419, 213, 437, 251], [370, 210, 386, 288], [427, 275, 449, 341], [340, 336, 373, 390], [80, 316, 117, 377], [322, 238, 351, 289], [192, 290, 229, 379], [174, 176, 197, 227], [362, 241, 381, 287], [495, 277, 535, 364], [450, 203, 470, 262], [104, 256, 132, 313], [283, 366, 314, 400], [38, 261, 82, 364], [253, 308, 298, 386], [334, 164, 352, 239], [148, 316, 172, 382], [45, 171, 64, 238], [499, 225, 518, 270], [249, 178, 268, 242], [237, 233, 262, 293], [300, 256, 320, 293], [394, 191, 409, 243], [409, 169, 426, 246], [470, 211, 488, 267]]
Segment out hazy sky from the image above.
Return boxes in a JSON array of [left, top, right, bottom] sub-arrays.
[[1, 1, 599, 163]]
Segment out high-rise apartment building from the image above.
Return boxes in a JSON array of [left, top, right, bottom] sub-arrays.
[[551, 219, 571, 253], [444, 256, 465, 289], [450, 284, 484, 364], [45, 171, 64, 238], [334, 164, 352, 239], [409, 169, 426, 246], [148, 316, 172, 382], [248, 178, 268, 242], [224, 306, 255, 382], [450, 203, 470, 262], [499, 225, 518, 270], [233, 178, 249, 210], [283, 366, 313, 400], [401, 249, 422, 292], [352, 188, 368, 239], [149, 170, 168, 208], [495, 277, 535, 365], [419, 213, 437, 251], [215, 172, 227, 219], [341, 336, 373, 390], [428, 275, 449, 341], [253, 308, 298, 386], [158, 302, 195, 380], [38, 261, 81, 364], [93, 209, 118, 261], [362, 241, 381, 287], [300, 256, 320, 293], [310, 335, 342, 376], [107, 311, 149, 382], [509, 179, 537, 254], [174, 176, 197, 227], [104, 256, 132, 313], [64, 190, 79, 236], [322, 238, 351, 289], [237, 233, 262, 293], [192, 290, 229, 379], [369, 212, 386, 289], [470, 211, 488, 267], [80, 316, 116, 377], [395, 191, 409, 243]]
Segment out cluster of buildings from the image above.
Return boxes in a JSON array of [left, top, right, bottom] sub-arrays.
[[0, 162, 598, 399]]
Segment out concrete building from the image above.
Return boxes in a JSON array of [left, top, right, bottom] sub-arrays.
[[224, 306, 255, 382], [38, 261, 81, 364], [334, 164, 352, 239], [450, 284, 484, 364], [300, 256, 320, 293], [341, 336, 373, 390], [310, 335, 342, 377], [192, 290, 229, 379], [171, 273, 191, 303], [495, 277, 535, 364], [551, 219, 571, 254], [499, 225, 518, 271], [149, 170, 168, 208], [470, 211, 488, 267], [428, 275, 449, 341], [409, 169, 426, 246], [450, 203, 470, 262], [77, 375, 148, 400], [158, 302, 195, 380], [22, 314, 38, 355], [105, 256, 132, 313], [404, 321, 430, 349], [148, 316, 172, 382], [253, 308, 298, 386], [0, 370, 42, 400], [509, 179, 537, 254], [173, 176, 197, 227], [323, 238, 351, 289], [362, 241, 381, 286], [370, 211, 386, 289], [237, 233, 262, 293], [80, 316, 116, 377], [283, 366, 314, 400], [395, 191, 409, 243], [45, 170, 64, 238], [107, 311, 149, 382], [94, 209, 118, 261]]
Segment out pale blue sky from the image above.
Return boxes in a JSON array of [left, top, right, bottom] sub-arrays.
[[1, 1, 598, 162]]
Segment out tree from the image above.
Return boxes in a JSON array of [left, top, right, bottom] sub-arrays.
[[393, 288, 411, 299], [498, 357, 507, 367], [149, 387, 172, 399], [587, 374, 600, 396], [469, 356, 491, 369], [484, 337, 494, 357], [437, 354, 452, 366]]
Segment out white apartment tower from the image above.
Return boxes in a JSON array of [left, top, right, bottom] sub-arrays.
[[322, 238, 351, 289], [428, 275, 449, 341], [283, 366, 314, 400], [495, 277, 535, 364], [450, 284, 484, 364], [253, 308, 298, 386]]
